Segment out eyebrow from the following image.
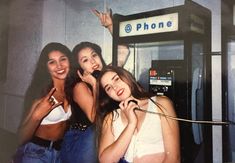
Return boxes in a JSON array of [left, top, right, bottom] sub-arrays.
[[79, 56, 87, 61], [104, 74, 118, 90], [48, 55, 66, 61], [79, 49, 96, 61]]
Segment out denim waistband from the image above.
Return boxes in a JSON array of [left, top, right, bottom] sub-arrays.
[[30, 136, 62, 151]]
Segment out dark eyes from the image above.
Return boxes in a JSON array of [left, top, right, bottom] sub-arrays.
[[114, 76, 120, 81], [48, 56, 68, 64], [48, 60, 55, 64], [104, 75, 120, 92], [60, 57, 68, 61], [92, 53, 98, 57], [105, 86, 111, 92], [82, 59, 88, 63]]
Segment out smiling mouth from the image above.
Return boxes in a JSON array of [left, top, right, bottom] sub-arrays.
[[117, 88, 124, 96], [57, 69, 65, 74]]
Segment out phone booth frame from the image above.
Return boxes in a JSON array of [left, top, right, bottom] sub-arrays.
[[112, 1, 212, 163]]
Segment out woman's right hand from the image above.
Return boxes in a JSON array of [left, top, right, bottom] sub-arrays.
[[33, 87, 62, 120], [119, 97, 139, 126]]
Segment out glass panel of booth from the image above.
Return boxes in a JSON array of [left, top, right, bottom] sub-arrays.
[[119, 40, 184, 91], [227, 39, 235, 122], [227, 37, 235, 159]]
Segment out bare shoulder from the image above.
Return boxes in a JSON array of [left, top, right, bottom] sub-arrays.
[[74, 82, 91, 93], [154, 95, 175, 115], [102, 112, 114, 129], [156, 95, 173, 106], [75, 81, 89, 89]]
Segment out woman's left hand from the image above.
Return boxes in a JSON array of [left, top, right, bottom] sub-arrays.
[[91, 8, 113, 28], [77, 70, 96, 87]]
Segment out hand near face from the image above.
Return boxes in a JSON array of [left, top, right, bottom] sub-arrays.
[[77, 69, 97, 87], [119, 97, 139, 126], [33, 87, 63, 120]]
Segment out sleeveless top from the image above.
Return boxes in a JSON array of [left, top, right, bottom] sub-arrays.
[[69, 100, 92, 126], [41, 103, 72, 125], [112, 97, 164, 162]]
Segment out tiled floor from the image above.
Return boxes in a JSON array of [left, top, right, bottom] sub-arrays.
[[0, 129, 17, 163]]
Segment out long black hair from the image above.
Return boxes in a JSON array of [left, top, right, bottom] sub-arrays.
[[65, 42, 106, 122], [23, 42, 72, 117], [95, 66, 153, 141]]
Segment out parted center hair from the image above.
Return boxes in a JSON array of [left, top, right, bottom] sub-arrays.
[[23, 42, 72, 119], [95, 66, 153, 143]]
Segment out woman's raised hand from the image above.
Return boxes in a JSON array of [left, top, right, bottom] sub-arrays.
[[91, 8, 113, 29], [119, 97, 139, 126], [77, 70, 97, 87], [33, 87, 63, 120]]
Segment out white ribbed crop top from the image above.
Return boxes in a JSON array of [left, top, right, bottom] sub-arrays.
[[112, 97, 164, 162], [40, 100, 72, 125]]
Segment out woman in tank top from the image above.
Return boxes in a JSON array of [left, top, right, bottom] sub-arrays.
[[96, 66, 181, 163], [60, 8, 130, 163], [12, 42, 72, 163], [61, 41, 106, 163]]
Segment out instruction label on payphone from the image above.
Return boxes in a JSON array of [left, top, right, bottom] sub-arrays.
[[149, 68, 174, 97]]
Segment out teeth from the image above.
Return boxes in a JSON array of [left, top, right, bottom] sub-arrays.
[[57, 69, 65, 74]]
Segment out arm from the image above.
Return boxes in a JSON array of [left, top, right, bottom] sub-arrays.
[[18, 88, 62, 145], [99, 113, 136, 163], [18, 100, 42, 145], [99, 99, 138, 163], [157, 96, 181, 163], [73, 82, 96, 122], [92, 8, 130, 67]]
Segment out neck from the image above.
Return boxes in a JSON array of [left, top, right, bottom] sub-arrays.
[[53, 79, 65, 93]]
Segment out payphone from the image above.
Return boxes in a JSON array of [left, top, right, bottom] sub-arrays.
[[112, 1, 212, 163]]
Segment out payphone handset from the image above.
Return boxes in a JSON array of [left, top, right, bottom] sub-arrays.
[[192, 67, 203, 144], [149, 68, 174, 97]]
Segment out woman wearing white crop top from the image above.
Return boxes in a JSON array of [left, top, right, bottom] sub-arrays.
[[96, 66, 180, 163], [12, 42, 72, 163]]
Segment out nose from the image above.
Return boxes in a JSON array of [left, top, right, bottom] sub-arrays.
[[56, 61, 62, 68], [112, 84, 118, 91], [90, 58, 96, 64]]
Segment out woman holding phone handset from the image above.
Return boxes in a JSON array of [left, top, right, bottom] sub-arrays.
[[61, 41, 105, 163], [13, 42, 72, 163], [60, 8, 130, 163], [96, 66, 181, 163]]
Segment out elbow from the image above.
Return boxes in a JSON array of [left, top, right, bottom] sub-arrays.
[[99, 153, 120, 163], [164, 153, 181, 163], [99, 153, 110, 163], [172, 155, 181, 163]]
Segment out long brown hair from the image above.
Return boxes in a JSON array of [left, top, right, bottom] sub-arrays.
[[95, 66, 153, 143]]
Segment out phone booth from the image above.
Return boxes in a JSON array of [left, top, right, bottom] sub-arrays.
[[112, 1, 212, 163], [222, 0, 235, 162]]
